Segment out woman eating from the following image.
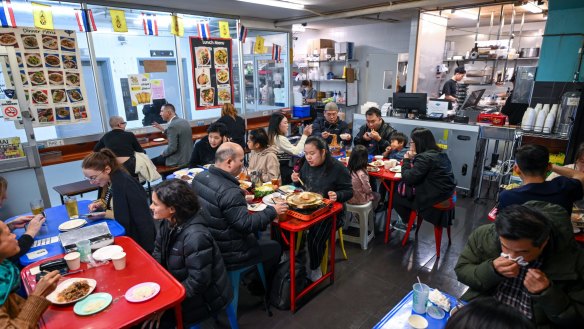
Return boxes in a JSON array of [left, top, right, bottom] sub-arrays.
[[268, 112, 312, 185], [247, 128, 280, 183], [393, 128, 456, 234], [82, 149, 155, 253], [291, 136, 352, 281], [0, 220, 61, 328], [150, 179, 232, 328]]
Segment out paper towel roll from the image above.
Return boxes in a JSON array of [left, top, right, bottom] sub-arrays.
[[294, 92, 303, 106]]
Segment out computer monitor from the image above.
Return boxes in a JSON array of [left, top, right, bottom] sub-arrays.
[[392, 92, 427, 115], [461, 89, 486, 109]]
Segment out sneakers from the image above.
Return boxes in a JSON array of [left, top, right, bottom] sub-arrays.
[[308, 268, 323, 282], [375, 201, 388, 213]]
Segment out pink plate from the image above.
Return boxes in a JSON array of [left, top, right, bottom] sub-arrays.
[[124, 282, 160, 303]]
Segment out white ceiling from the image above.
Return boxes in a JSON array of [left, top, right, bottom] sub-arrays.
[[110, 0, 548, 30]]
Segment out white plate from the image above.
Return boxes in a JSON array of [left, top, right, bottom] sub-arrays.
[[262, 192, 284, 205], [47, 278, 97, 305], [125, 282, 160, 303], [369, 161, 384, 167], [173, 169, 188, 177], [188, 168, 205, 175], [58, 219, 87, 232], [92, 245, 124, 261], [153, 138, 165, 142], [247, 203, 267, 212], [390, 166, 402, 173], [278, 185, 297, 194]]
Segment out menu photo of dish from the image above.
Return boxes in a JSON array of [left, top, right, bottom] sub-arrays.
[[22, 34, 39, 50], [72, 105, 88, 120], [24, 53, 42, 69], [42, 35, 58, 50], [195, 47, 211, 67], [217, 86, 231, 105], [48, 70, 64, 86], [66, 72, 80, 87], [66, 89, 84, 103], [28, 70, 47, 86], [55, 107, 71, 121], [216, 68, 229, 85], [31, 90, 49, 105], [60, 37, 76, 52], [35, 107, 55, 124], [44, 53, 61, 68], [51, 89, 67, 104], [0, 32, 18, 47], [195, 68, 210, 88], [62, 55, 78, 69], [200, 87, 215, 106], [19, 70, 28, 86], [214, 47, 228, 68]]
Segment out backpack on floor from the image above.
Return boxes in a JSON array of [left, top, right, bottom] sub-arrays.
[[270, 255, 307, 310]]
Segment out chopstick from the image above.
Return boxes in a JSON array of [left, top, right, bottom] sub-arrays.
[[297, 176, 305, 187], [62, 269, 84, 277]]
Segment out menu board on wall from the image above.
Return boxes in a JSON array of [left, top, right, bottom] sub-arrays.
[[0, 137, 25, 160], [0, 27, 90, 127], [189, 37, 233, 110]]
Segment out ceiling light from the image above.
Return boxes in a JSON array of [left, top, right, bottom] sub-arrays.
[[237, 0, 305, 11], [454, 10, 477, 20], [292, 24, 306, 32], [522, 1, 543, 13]]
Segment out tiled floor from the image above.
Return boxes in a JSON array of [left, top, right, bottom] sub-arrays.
[[203, 195, 496, 329]]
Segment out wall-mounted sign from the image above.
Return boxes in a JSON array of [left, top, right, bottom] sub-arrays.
[[190, 37, 233, 110], [1, 99, 21, 120], [0, 137, 25, 160]]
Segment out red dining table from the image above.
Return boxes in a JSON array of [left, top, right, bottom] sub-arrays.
[[368, 168, 402, 243], [272, 202, 343, 313], [20, 236, 186, 329]]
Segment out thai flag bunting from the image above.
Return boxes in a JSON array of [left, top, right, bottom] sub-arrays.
[[197, 22, 210, 40], [238, 22, 247, 43], [0, 0, 16, 28], [272, 44, 281, 62], [74, 9, 96, 32], [142, 13, 158, 36]]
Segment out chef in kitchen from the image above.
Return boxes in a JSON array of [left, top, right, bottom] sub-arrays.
[[441, 66, 466, 102], [354, 107, 396, 155], [311, 102, 352, 146]]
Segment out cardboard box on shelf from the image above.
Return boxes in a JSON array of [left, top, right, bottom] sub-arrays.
[[334, 42, 354, 60], [320, 48, 335, 61], [307, 39, 334, 55]]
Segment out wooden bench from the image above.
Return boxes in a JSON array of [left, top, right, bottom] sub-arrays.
[[53, 180, 99, 205]]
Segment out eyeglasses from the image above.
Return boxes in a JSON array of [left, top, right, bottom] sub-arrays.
[[120, 122, 127, 125], [85, 171, 103, 182]]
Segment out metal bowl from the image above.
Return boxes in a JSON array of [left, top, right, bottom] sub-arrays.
[[286, 192, 323, 210]]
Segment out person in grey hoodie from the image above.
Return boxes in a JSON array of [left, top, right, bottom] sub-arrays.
[[247, 129, 280, 183]]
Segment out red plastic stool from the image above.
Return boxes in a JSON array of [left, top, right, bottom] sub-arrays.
[[401, 210, 451, 258]]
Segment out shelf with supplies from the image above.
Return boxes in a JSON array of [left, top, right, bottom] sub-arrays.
[[295, 59, 359, 107], [443, 57, 539, 62]]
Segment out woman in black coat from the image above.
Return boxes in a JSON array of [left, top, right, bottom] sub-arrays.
[[216, 103, 246, 150], [393, 127, 456, 228], [151, 179, 232, 328], [82, 149, 155, 253]]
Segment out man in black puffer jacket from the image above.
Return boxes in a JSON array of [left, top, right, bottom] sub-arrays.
[[193, 142, 289, 274]]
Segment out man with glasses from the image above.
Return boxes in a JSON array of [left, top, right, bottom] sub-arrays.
[[94, 115, 145, 174], [151, 103, 193, 168], [354, 107, 395, 155], [312, 102, 352, 146]]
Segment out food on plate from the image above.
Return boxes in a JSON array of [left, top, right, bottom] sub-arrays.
[[56, 107, 70, 119], [132, 286, 155, 299], [366, 166, 380, 172], [48, 72, 64, 85], [214, 48, 228, 65], [201, 88, 214, 103], [61, 38, 76, 50], [288, 192, 321, 205], [83, 299, 108, 313], [52, 89, 66, 103], [32, 91, 48, 104], [197, 73, 209, 85], [0, 33, 17, 46], [428, 289, 451, 311], [36, 108, 54, 123], [369, 160, 384, 167], [56, 280, 91, 303], [22, 35, 38, 48], [68, 89, 83, 102], [272, 196, 286, 203], [239, 180, 252, 189], [42, 36, 58, 49], [45, 54, 60, 66], [25, 54, 42, 67], [64, 60, 77, 69], [216, 69, 229, 83], [29, 71, 46, 85], [254, 185, 275, 199], [66, 73, 80, 86], [218, 89, 231, 102], [180, 175, 192, 181], [72, 106, 87, 119], [197, 48, 210, 65]]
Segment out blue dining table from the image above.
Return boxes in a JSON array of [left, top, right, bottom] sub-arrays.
[[8, 200, 126, 267], [373, 290, 460, 329]]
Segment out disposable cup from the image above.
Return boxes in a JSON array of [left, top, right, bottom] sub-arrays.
[[412, 283, 430, 314], [76, 239, 91, 263], [64, 252, 81, 270], [111, 252, 126, 270]]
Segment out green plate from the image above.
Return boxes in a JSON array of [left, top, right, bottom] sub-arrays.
[[73, 293, 112, 316]]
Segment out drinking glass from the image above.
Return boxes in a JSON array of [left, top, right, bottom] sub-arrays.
[[30, 199, 44, 216], [64, 196, 79, 219]]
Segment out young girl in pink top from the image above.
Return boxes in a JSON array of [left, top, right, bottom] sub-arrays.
[[347, 145, 380, 208]]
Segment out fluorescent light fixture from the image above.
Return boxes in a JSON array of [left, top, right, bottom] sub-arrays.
[[522, 1, 543, 14], [453, 9, 478, 20], [292, 24, 306, 32], [237, 0, 305, 11]]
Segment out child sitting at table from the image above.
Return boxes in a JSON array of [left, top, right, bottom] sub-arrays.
[[347, 145, 380, 209], [247, 128, 280, 183], [382, 132, 408, 161]]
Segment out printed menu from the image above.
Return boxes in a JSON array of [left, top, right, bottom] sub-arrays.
[[0, 27, 90, 127], [190, 37, 233, 110], [0, 137, 25, 160]]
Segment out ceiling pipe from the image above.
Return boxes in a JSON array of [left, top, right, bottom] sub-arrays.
[[274, 0, 466, 27]]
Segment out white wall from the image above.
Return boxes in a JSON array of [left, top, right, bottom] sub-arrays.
[[414, 13, 448, 98]]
